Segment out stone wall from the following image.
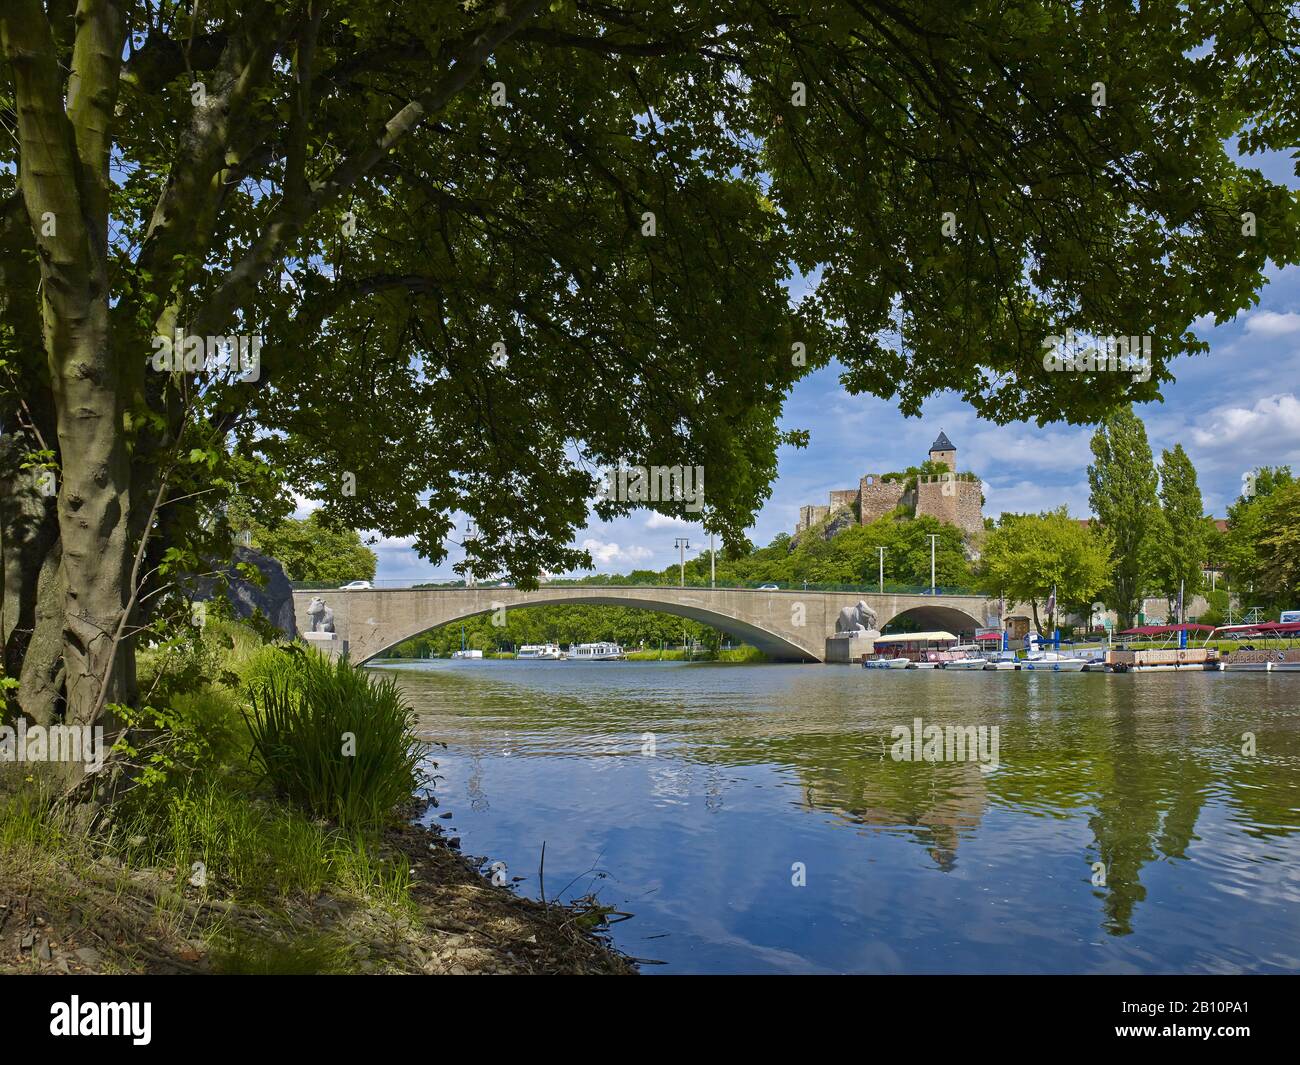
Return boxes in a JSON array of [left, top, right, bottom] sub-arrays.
[[858, 475, 906, 525], [916, 476, 983, 540], [795, 503, 832, 536], [930, 448, 956, 472], [828, 489, 858, 512]]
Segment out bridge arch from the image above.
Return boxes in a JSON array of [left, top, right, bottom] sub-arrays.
[[356, 591, 823, 663], [877, 603, 984, 637]]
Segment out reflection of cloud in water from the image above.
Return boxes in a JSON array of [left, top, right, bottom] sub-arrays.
[[650, 762, 693, 803], [466, 751, 490, 813]]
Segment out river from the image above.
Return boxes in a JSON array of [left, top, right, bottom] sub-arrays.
[[375, 658, 1300, 974]]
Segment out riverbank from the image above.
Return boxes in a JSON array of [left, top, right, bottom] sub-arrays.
[[0, 625, 634, 976], [0, 791, 632, 975]]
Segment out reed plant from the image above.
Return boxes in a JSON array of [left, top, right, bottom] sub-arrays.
[[244, 652, 424, 833]]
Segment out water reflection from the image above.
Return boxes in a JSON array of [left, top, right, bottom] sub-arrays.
[[375, 659, 1300, 973]]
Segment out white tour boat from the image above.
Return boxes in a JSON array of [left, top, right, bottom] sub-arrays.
[[568, 642, 627, 661], [516, 643, 566, 660], [862, 631, 958, 670]]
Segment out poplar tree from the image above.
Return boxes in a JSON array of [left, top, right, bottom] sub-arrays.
[[1149, 444, 1207, 619], [1087, 408, 1158, 628]]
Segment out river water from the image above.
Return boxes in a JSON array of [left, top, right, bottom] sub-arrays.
[[376, 658, 1300, 974]]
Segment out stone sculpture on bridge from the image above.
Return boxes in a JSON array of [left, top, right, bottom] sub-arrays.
[[306, 596, 336, 633], [834, 600, 878, 636]]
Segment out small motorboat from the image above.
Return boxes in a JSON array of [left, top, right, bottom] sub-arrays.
[[1022, 651, 1087, 672], [863, 657, 911, 669], [943, 656, 989, 670], [984, 651, 1020, 670]]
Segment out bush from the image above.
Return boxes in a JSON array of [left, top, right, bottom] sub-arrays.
[[244, 652, 424, 833]]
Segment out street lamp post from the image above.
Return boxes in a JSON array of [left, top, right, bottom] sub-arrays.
[[927, 534, 938, 594], [877, 546, 886, 594], [674, 537, 690, 588], [709, 532, 715, 589]]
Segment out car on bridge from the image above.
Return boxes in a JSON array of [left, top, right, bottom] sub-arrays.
[[339, 580, 372, 590], [758, 583, 781, 591]]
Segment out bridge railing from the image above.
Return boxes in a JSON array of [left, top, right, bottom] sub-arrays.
[[291, 578, 981, 596]]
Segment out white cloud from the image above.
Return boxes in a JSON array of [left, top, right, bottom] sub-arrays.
[[580, 538, 653, 567], [983, 478, 1092, 519], [1244, 311, 1300, 338], [1189, 392, 1300, 451], [645, 512, 692, 529]]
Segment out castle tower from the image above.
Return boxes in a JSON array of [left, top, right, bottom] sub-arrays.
[[928, 430, 956, 472]]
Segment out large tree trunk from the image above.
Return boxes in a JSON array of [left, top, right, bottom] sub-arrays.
[[3, 1, 131, 731], [51, 317, 135, 726]]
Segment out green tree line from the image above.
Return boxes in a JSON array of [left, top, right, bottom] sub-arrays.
[[389, 605, 732, 658]]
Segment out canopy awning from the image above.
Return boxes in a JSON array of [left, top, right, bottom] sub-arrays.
[[1216, 621, 1300, 636], [873, 631, 957, 644], [1119, 624, 1216, 636]]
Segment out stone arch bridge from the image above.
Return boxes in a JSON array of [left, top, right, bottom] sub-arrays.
[[292, 586, 1021, 664]]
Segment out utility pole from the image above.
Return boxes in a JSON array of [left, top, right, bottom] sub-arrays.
[[674, 537, 690, 588], [709, 532, 715, 589], [877, 546, 886, 594], [927, 534, 938, 594]]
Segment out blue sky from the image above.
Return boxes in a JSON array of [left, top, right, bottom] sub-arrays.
[[364, 152, 1300, 583]]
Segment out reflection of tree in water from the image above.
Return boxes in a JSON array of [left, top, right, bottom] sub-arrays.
[[799, 757, 988, 872], [1085, 708, 1215, 937]]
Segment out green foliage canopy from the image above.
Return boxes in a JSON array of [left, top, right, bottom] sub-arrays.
[[977, 508, 1114, 635]]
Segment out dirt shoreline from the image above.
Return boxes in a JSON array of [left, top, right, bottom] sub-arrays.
[[0, 799, 636, 976]]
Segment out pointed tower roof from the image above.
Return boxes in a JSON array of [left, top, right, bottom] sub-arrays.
[[928, 430, 955, 453]]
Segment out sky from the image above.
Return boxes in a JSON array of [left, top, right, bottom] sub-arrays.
[[352, 151, 1300, 584]]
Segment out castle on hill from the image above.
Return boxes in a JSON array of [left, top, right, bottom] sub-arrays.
[[793, 431, 984, 541]]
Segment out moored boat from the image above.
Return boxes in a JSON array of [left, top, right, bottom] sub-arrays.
[[517, 643, 566, 660], [568, 641, 627, 661], [1022, 651, 1088, 671], [985, 650, 1020, 670], [944, 655, 989, 670], [864, 656, 911, 669]]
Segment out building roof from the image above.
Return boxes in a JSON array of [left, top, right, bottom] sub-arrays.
[[928, 430, 955, 453]]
